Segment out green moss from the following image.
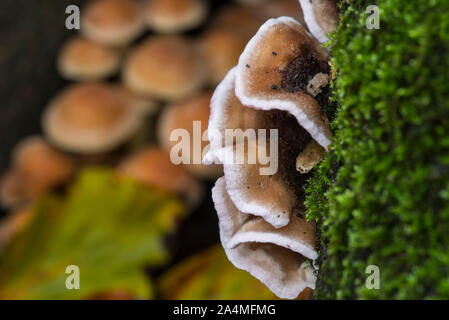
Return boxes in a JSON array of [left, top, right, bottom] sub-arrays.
[[306, 0, 449, 299]]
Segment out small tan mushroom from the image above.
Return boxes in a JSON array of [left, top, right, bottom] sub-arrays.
[[42, 83, 143, 154], [113, 85, 158, 116], [123, 36, 206, 101], [157, 92, 222, 180], [0, 136, 74, 208], [144, 0, 208, 33], [299, 0, 339, 43], [257, 0, 306, 26], [212, 5, 263, 40], [58, 37, 121, 81], [198, 27, 248, 86], [212, 177, 316, 299], [296, 140, 325, 174], [81, 0, 145, 46], [118, 146, 203, 209], [0, 171, 26, 209]]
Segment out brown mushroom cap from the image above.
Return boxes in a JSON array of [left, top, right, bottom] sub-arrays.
[[42, 83, 143, 154], [118, 146, 203, 209], [113, 84, 158, 116], [212, 5, 263, 40], [0, 170, 25, 209], [0, 205, 33, 251], [257, 0, 306, 26], [12, 136, 74, 196], [0, 136, 74, 208], [81, 0, 145, 46], [199, 27, 248, 85], [58, 37, 121, 81], [299, 0, 338, 43], [157, 92, 222, 180], [123, 36, 206, 100], [235, 17, 332, 149], [144, 0, 208, 33]]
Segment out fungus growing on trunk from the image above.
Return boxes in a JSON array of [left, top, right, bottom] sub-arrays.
[[206, 68, 319, 228], [235, 17, 332, 149], [299, 0, 339, 43], [205, 16, 334, 299], [212, 177, 316, 299]]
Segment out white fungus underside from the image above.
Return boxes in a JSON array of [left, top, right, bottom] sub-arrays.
[[299, 0, 330, 43], [212, 177, 316, 299]]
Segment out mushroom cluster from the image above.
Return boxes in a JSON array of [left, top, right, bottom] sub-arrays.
[[0, 0, 339, 300], [204, 4, 338, 299]]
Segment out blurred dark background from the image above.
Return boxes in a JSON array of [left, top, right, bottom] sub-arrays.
[[0, 0, 237, 268]]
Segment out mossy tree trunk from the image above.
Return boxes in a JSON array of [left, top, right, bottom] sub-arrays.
[[306, 0, 449, 299]]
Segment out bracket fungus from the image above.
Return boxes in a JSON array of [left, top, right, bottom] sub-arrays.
[[212, 177, 316, 299], [206, 68, 318, 228], [81, 0, 145, 47], [58, 37, 121, 81], [205, 16, 334, 299], [123, 36, 206, 101], [144, 0, 208, 34], [299, 0, 339, 43], [235, 17, 332, 150], [42, 83, 143, 154]]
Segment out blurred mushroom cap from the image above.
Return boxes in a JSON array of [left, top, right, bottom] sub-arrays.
[[58, 37, 121, 81], [81, 0, 145, 46], [123, 36, 206, 100], [212, 5, 263, 40], [144, 0, 208, 33], [0, 136, 74, 208], [118, 146, 203, 209], [0, 171, 25, 209], [158, 92, 222, 180], [42, 83, 143, 154], [199, 27, 248, 85], [235, 17, 332, 149], [113, 85, 158, 116], [0, 205, 33, 251], [299, 0, 339, 43], [257, 0, 306, 26], [212, 177, 316, 299]]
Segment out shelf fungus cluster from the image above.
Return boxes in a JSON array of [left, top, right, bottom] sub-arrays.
[[204, 17, 333, 299]]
